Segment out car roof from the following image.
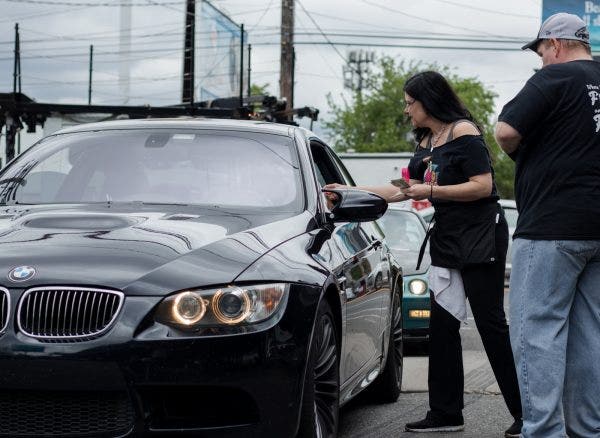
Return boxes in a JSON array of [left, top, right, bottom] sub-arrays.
[[385, 201, 414, 211], [51, 118, 297, 137], [384, 204, 423, 218], [499, 199, 516, 209]]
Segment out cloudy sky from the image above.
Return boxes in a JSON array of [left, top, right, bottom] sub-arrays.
[[0, 0, 553, 154]]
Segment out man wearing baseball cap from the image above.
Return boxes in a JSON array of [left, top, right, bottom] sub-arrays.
[[495, 12, 600, 438]]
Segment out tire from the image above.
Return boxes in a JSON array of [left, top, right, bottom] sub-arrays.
[[297, 299, 340, 438], [367, 290, 403, 403]]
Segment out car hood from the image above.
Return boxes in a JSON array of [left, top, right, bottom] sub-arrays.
[[389, 247, 430, 276], [0, 204, 315, 294]]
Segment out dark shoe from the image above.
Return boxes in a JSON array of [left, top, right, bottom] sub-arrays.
[[405, 411, 464, 433], [504, 418, 522, 437]]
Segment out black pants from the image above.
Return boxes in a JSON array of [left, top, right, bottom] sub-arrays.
[[428, 219, 522, 420]]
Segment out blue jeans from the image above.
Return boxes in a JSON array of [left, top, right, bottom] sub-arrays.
[[509, 238, 600, 438]]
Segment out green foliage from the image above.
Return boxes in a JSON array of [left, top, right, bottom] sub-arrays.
[[325, 57, 514, 198], [250, 82, 270, 96]]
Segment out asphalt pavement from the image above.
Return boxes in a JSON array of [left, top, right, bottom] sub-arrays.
[[339, 290, 514, 438]]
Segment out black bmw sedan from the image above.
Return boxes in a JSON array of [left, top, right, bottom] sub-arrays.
[[0, 119, 403, 438]]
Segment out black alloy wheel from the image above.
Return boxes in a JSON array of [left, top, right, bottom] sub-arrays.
[[367, 288, 403, 403], [297, 299, 339, 438]]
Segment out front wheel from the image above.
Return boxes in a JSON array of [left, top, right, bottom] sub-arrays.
[[367, 290, 403, 403], [297, 299, 339, 438]]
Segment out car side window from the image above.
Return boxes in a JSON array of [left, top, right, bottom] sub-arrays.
[[310, 141, 350, 187]]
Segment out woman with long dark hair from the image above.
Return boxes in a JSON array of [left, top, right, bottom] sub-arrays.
[[324, 70, 522, 437], [400, 71, 522, 436]]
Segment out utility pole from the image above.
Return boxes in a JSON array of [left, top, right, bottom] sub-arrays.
[[119, 0, 132, 104], [247, 44, 252, 97], [343, 50, 375, 96], [6, 23, 22, 163], [88, 45, 93, 105], [279, 0, 294, 116], [239, 24, 244, 107], [182, 0, 195, 106], [13, 23, 21, 95]]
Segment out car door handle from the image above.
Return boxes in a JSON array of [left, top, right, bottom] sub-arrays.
[[337, 276, 347, 291]]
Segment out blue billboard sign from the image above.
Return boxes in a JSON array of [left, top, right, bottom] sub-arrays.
[[196, 1, 247, 101], [543, 0, 600, 51]]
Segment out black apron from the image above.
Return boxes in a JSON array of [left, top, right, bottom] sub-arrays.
[[417, 201, 501, 270]]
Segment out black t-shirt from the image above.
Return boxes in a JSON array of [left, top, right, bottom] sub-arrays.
[[498, 60, 600, 240], [408, 134, 501, 268], [408, 134, 499, 208]]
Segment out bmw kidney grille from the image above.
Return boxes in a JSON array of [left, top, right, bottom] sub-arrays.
[[0, 287, 8, 333], [18, 287, 124, 341]]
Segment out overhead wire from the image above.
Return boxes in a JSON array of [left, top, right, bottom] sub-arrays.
[[359, 0, 523, 38], [0, 4, 89, 23], [295, 0, 356, 74], [427, 0, 538, 19], [292, 31, 527, 45], [295, 8, 342, 80], [1, 0, 181, 6], [252, 41, 525, 51], [303, 10, 531, 40], [248, 0, 276, 32]]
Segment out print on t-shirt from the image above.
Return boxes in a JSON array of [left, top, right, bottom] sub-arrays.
[[586, 83, 600, 132], [424, 160, 438, 184]]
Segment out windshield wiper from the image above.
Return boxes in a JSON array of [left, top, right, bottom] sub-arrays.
[[124, 200, 191, 207], [0, 177, 27, 187]]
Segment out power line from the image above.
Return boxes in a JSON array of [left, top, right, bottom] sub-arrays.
[[292, 31, 527, 45], [295, 10, 341, 80], [360, 0, 517, 38], [249, 0, 275, 32], [302, 9, 531, 41], [1, 0, 181, 5], [295, 0, 350, 70], [252, 40, 526, 51], [0, 5, 88, 24], [428, 0, 538, 19], [16, 20, 183, 42]]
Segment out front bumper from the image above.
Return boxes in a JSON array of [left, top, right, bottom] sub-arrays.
[[402, 277, 430, 342], [0, 284, 321, 438]]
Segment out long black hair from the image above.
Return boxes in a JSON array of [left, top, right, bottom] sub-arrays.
[[403, 71, 480, 144]]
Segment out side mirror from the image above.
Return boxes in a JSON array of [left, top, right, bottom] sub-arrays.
[[323, 189, 388, 223]]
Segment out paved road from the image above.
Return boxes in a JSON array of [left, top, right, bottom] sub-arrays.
[[339, 290, 514, 437]]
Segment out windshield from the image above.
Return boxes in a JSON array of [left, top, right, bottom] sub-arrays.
[[378, 210, 426, 252], [0, 129, 303, 211]]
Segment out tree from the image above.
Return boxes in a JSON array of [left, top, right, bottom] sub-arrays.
[[325, 57, 514, 198], [250, 82, 270, 96]]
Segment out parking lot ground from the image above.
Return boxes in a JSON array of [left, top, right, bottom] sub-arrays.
[[340, 391, 513, 438], [402, 350, 500, 394], [340, 291, 515, 437]]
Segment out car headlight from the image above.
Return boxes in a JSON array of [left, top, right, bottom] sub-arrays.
[[155, 283, 289, 329], [408, 279, 428, 295]]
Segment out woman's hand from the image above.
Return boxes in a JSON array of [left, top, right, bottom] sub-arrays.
[[322, 183, 348, 207], [403, 183, 431, 201], [323, 183, 348, 191]]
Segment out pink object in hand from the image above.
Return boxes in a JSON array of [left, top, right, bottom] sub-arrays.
[[401, 167, 410, 182]]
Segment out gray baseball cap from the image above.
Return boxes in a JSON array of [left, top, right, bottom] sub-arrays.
[[522, 12, 589, 51]]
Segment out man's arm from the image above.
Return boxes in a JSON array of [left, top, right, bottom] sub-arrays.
[[494, 121, 522, 155]]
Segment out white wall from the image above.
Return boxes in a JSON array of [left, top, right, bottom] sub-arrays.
[[338, 152, 413, 186]]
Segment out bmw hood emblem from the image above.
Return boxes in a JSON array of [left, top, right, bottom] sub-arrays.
[[8, 266, 36, 282]]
